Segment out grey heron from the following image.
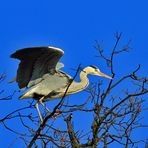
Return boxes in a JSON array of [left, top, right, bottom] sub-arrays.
[[11, 46, 112, 121]]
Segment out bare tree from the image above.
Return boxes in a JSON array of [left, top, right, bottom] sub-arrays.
[[0, 33, 148, 148]]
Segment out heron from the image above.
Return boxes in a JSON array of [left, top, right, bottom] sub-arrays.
[[11, 46, 112, 122]]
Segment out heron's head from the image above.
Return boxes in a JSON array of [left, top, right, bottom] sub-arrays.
[[84, 65, 112, 79]]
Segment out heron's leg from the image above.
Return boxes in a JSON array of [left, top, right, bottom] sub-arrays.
[[39, 96, 45, 103], [39, 96, 51, 113], [35, 103, 43, 122], [38, 96, 61, 118], [40, 102, 51, 113]]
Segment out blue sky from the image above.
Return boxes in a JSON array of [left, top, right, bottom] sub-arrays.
[[0, 0, 148, 147]]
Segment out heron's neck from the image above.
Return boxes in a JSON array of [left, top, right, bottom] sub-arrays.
[[68, 70, 89, 94], [79, 71, 89, 86]]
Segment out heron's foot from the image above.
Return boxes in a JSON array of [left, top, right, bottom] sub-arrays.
[[52, 110, 62, 118]]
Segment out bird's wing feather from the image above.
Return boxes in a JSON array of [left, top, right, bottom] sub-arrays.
[[20, 71, 72, 99], [56, 62, 64, 70], [8, 62, 64, 86], [11, 46, 64, 89]]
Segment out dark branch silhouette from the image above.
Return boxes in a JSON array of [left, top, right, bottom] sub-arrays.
[[0, 33, 148, 147]]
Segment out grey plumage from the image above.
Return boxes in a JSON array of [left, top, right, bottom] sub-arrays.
[[11, 46, 112, 122]]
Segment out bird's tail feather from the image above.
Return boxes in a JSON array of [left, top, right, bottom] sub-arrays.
[[19, 91, 33, 100]]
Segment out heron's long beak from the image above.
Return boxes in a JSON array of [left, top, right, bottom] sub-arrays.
[[98, 71, 112, 79]]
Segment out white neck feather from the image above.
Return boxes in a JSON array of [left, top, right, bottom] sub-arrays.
[[68, 67, 90, 94]]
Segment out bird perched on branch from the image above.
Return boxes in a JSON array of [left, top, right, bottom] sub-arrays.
[[11, 46, 112, 122]]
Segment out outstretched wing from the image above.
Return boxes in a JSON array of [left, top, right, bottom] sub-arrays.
[[11, 46, 64, 89]]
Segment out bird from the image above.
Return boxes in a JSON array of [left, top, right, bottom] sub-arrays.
[[11, 46, 112, 122]]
